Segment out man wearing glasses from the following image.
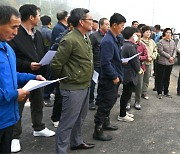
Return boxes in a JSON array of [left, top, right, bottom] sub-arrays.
[[51, 8, 95, 154]]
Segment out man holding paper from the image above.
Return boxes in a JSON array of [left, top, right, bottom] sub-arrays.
[[0, 5, 45, 153], [8, 4, 55, 153]]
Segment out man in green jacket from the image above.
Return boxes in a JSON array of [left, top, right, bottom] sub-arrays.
[[51, 8, 94, 154]]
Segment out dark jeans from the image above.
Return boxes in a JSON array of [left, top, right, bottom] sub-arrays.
[[94, 78, 119, 125], [120, 82, 135, 117], [177, 72, 180, 93], [89, 67, 101, 105], [13, 88, 45, 139], [156, 63, 173, 95], [51, 85, 62, 122], [0, 126, 13, 154]]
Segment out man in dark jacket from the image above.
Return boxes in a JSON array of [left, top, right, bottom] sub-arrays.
[[0, 5, 45, 153], [89, 18, 110, 110], [93, 13, 126, 141], [8, 4, 55, 153]]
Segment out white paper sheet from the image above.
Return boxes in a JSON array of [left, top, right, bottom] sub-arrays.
[[39, 50, 57, 66], [22, 77, 67, 91], [92, 70, 99, 83], [121, 52, 141, 63]]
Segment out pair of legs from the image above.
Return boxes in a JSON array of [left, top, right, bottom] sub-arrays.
[[13, 88, 45, 139], [156, 63, 173, 95], [56, 88, 90, 154]]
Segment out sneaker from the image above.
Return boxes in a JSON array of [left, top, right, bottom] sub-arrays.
[[44, 98, 54, 107], [126, 112, 134, 118], [141, 94, 149, 100], [158, 94, 163, 99], [164, 93, 172, 98], [126, 103, 131, 111], [134, 102, 141, 110], [117, 115, 134, 122], [33, 128, 55, 137], [51, 120, 59, 128], [11, 139, 21, 153], [89, 103, 96, 110]]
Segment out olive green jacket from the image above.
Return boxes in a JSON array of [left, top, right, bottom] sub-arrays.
[[50, 28, 93, 90]]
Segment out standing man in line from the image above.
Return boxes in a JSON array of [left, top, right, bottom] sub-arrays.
[[89, 18, 110, 110], [51, 10, 68, 46], [0, 5, 45, 153], [51, 8, 95, 154], [93, 13, 126, 141], [8, 4, 55, 153]]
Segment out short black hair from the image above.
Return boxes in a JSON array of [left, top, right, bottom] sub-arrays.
[[40, 15, 51, 25], [110, 13, 126, 27], [93, 19, 98, 23], [132, 21, 138, 25], [19, 4, 41, 22], [141, 25, 151, 34], [122, 26, 137, 39], [162, 28, 173, 37], [57, 10, 68, 21], [154, 24, 161, 30], [137, 23, 145, 30], [69, 8, 89, 27], [0, 5, 20, 25], [99, 18, 108, 27]]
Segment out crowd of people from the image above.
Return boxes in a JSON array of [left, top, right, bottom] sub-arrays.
[[0, 3, 179, 154]]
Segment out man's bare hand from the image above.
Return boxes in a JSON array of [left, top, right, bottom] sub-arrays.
[[113, 77, 120, 85], [30, 62, 41, 70], [17, 89, 29, 102], [36, 75, 46, 81]]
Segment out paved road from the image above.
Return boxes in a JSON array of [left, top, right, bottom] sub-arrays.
[[18, 65, 180, 154]]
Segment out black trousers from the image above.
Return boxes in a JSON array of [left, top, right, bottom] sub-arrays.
[[94, 78, 119, 125], [13, 88, 45, 139], [156, 63, 173, 95], [0, 126, 13, 154], [120, 82, 135, 117], [51, 85, 62, 122]]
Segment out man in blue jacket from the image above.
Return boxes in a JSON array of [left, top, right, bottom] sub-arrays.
[[93, 13, 126, 141], [0, 5, 45, 153]]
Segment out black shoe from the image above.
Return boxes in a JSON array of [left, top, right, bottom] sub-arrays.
[[102, 117, 118, 131], [89, 103, 96, 110], [153, 87, 157, 91], [164, 93, 172, 98], [141, 94, 149, 100], [93, 125, 112, 141], [134, 102, 141, 110], [71, 143, 95, 150]]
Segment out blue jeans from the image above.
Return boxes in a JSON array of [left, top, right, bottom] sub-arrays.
[[89, 67, 101, 105]]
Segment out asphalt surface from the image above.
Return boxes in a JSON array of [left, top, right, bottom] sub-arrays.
[[18, 65, 180, 154]]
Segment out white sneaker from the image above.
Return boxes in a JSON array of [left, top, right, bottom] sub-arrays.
[[33, 128, 55, 137], [117, 115, 134, 122], [126, 112, 134, 118], [11, 139, 21, 153], [51, 120, 59, 128]]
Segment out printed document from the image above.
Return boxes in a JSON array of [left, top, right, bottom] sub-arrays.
[[92, 70, 99, 83], [22, 77, 67, 91], [121, 52, 141, 63], [39, 50, 57, 66]]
